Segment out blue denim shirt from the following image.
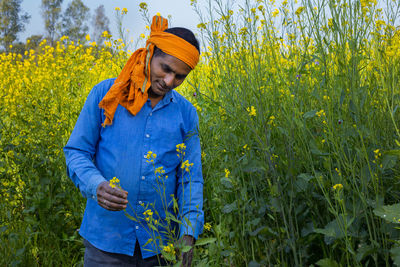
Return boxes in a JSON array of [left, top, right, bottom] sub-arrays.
[[63, 78, 204, 258]]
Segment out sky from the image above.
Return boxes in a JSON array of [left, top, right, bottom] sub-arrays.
[[19, 0, 207, 45]]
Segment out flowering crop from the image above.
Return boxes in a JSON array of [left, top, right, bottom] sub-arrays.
[[1, 0, 400, 266]]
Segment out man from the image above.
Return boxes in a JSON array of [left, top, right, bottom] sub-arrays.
[[64, 15, 203, 266]]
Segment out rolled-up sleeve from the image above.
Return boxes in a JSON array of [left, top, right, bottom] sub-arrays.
[[176, 108, 204, 240], [63, 85, 106, 200]]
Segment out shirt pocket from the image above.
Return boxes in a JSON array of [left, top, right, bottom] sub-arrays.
[[154, 121, 183, 173]]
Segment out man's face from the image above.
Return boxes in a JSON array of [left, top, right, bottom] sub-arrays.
[[149, 53, 192, 98]]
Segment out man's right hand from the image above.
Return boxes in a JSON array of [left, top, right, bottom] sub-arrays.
[[96, 181, 128, 211]]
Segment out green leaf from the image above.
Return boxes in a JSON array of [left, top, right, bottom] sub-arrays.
[[0, 226, 7, 234], [395, 140, 400, 147], [124, 212, 138, 222], [339, 88, 346, 106], [356, 244, 375, 262], [249, 226, 266, 236], [316, 258, 340, 267], [250, 218, 261, 226], [385, 150, 400, 158], [393, 105, 398, 117], [314, 216, 355, 244], [161, 250, 176, 261], [16, 247, 25, 257], [269, 197, 282, 212], [242, 160, 265, 173], [349, 99, 357, 115], [222, 201, 237, 214], [373, 203, 400, 223], [249, 260, 261, 267], [195, 237, 216, 246], [220, 177, 233, 189], [173, 260, 182, 267], [298, 173, 313, 182], [381, 155, 397, 170], [181, 245, 192, 253], [165, 212, 182, 224], [295, 173, 313, 192], [391, 244, 400, 266], [143, 238, 154, 247], [303, 110, 317, 119]]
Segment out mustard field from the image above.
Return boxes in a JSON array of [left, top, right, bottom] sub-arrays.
[[1, 0, 400, 266]]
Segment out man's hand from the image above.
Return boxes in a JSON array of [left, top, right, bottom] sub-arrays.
[[96, 181, 128, 211], [181, 235, 195, 267]]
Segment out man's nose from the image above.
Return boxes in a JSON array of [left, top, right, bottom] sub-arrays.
[[164, 74, 175, 88]]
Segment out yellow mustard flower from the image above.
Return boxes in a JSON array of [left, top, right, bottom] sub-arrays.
[[247, 106, 256, 117], [224, 168, 230, 178], [204, 222, 212, 231], [163, 243, 175, 255], [181, 160, 193, 172], [333, 184, 343, 190], [109, 177, 120, 188], [295, 6, 305, 16]]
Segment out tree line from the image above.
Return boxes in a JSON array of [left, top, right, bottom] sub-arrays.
[[0, 0, 111, 52]]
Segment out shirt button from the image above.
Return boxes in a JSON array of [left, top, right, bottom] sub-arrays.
[[136, 226, 139, 230], [139, 201, 142, 204], [143, 155, 147, 158], [149, 112, 153, 116], [141, 176, 145, 180]]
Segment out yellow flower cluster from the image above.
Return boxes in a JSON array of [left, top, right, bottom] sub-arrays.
[[163, 243, 175, 255], [109, 177, 120, 188], [176, 143, 186, 157], [224, 168, 230, 178], [295, 6, 305, 16], [146, 151, 157, 162], [247, 106, 257, 117], [181, 160, 194, 172], [0, 36, 129, 212], [102, 31, 112, 39], [268, 115, 276, 126], [316, 109, 326, 118], [143, 209, 153, 216], [333, 184, 343, 190], [139, 2, 147, 10], [374, 149, 381, 158], [155, 166, 165, 174], [143, 209, 153, 222], [372, 149, 382, 167], [360, 0, 376, 8]]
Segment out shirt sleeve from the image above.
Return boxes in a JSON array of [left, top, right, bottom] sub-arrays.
[[63, 84, 106, 200], [176, 107, 204, 240]]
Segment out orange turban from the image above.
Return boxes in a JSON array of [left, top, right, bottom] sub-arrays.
[[98, 15, 200, 126]]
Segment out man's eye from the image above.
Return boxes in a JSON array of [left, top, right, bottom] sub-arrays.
[[162, 65, 171, 72]]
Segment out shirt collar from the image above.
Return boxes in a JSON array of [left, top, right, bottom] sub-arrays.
[[160, 89, 176, 104], [149, 89, 176, 111]]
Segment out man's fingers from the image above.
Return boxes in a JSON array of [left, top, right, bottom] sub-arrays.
[[96, 181, 129, 211], [103, 191, 128, 205], [99, 195, 127, 211], [104, 185, 128, 199], [99, 199, 118, 211]]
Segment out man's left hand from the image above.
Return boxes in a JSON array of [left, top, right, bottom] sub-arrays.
[[180, 235, 195, 267]]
